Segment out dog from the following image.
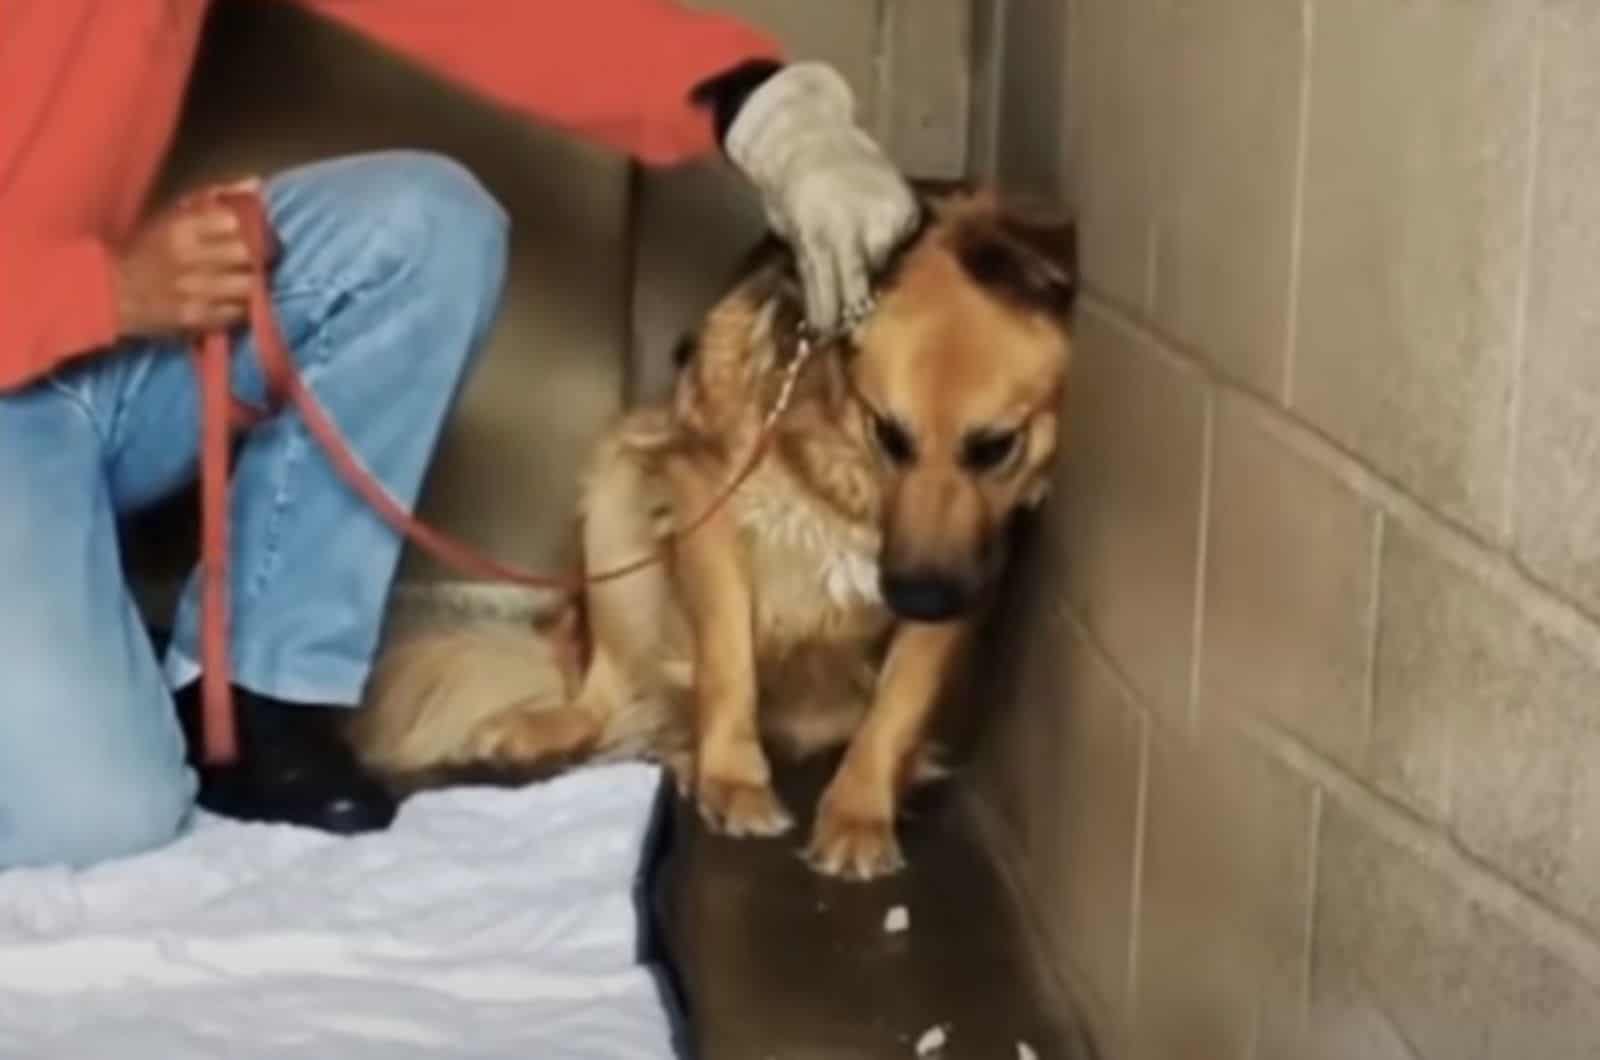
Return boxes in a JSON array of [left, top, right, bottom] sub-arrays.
[[347, 183, 1077, 881]]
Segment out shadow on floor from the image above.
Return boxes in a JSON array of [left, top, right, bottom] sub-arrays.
[[655, 756, 1095, 1060]]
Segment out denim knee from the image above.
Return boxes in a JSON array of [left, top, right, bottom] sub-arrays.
[[366, 149, 509, 231], [357, 151, 508, 282], [339, 150, 510, 367], [2, 753, 194, 870]]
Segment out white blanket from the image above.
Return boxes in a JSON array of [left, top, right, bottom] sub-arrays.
[[0, 764, 683, 1060]]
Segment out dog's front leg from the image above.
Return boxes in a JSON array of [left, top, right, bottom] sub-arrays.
[[807, 620, 969, 880], [666, 456, 793, 838]]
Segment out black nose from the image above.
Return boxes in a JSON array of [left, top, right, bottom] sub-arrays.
[[881, 572, 971, 622]]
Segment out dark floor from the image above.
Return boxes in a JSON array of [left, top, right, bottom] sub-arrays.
[[654, 757, 1094, 1060]]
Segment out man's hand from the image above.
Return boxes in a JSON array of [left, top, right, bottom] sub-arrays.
[[724, 63, 920, 338], [113, 178, 265, 340]]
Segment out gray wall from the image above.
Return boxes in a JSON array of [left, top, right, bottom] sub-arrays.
[[973, 1, 1600, 1058]]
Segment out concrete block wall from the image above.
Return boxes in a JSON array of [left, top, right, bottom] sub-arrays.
[[971, 2, 1600, 1057]]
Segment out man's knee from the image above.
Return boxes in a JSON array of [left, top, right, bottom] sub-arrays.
[[1, 751, 195, 870], [273, 150, 510, 371], [392, 153, 509, 333], [391, 150, 506, 219], [321, 150, 508, 292]]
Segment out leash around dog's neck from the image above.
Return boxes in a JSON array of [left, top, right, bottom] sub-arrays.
[[575, 316, 830, 582], [188, 188, 864, 764], [610, 300, 873, 562]]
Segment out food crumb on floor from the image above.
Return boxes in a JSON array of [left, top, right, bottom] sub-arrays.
[[883, 904, 910, 933], [1018, 1041, 1039, 1060], [914, 1024, 949, 1055]]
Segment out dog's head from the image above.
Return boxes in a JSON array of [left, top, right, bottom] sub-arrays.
[[842, 185, 1076, 623]]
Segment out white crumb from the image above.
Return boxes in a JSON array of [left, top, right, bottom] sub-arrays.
[[914, 1024, 949, 1056], [883, 904, 910, 933], [1018, 1042, 1039, 1060]]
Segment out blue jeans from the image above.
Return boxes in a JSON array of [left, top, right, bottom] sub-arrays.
[[0, 152, 509, 870]]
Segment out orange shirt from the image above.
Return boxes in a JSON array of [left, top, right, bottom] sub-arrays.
[[0, 0, 782, 389]]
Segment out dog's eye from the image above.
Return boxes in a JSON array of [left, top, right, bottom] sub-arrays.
[[963, 428, 1020, 472], [872, 414, 915, 465]]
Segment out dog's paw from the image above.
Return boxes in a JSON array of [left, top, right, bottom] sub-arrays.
[[804, 805, 906, 881], [695, 774, 795, 837]]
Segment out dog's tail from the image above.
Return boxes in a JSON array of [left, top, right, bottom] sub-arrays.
[[347, 619, 574, 776], [348, 604, 689, 791]]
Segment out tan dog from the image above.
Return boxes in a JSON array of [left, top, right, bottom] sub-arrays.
[[348, 185, 1076, 880]]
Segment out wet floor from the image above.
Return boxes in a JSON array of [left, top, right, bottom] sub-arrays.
[[653, 756, 1095, 1060]]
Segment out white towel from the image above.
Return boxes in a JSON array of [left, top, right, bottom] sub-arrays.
[[0, 763, 682, 1060]]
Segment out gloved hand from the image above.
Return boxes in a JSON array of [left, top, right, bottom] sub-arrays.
[[724, 62, 920, 339]]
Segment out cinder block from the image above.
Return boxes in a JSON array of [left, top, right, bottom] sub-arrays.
[[1251, 760, 1320, 1060], [1072, 0, 1168, 309], [1037, 621, 1146, 1026], [1130, 726, 1317, 1060], [1291, 0, 1539, 535], [1513, 2, 1600, 616], [883, 0, 971, 178], [1130, 730, 1257, 1060], [1310, 803, 1477, 1059], [1061, 0, 1091, 209], [965, 0, 1005, 182], [993, 0, 1071, 198], [970, 575, 1064, 878], [965, 499, 1069, 867], [1152, 0, 1304, 396], [1310, 803, 1600, 1060], [1368, 523, 1486, 821], [1302, 997, 1417, 1060], [1061, 307, 1208, 722], [1373, 521, 1600, 934], [1199, 397, 1379, 767]]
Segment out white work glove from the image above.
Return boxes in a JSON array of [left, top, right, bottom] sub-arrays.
[[725, 62, 920, 339]]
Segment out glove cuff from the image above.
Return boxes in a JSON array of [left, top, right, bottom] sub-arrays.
[[723, 61, 860, 186], [690, 58, 785, 148]]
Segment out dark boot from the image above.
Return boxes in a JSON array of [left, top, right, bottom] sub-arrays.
[[175, 685, 398, 834]]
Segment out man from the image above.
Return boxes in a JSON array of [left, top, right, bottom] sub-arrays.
[[0, 1, 920, 870]]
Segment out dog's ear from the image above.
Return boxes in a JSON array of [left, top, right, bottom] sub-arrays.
[[952, 202, 1077, 320], [998, 209, 1077, 302]]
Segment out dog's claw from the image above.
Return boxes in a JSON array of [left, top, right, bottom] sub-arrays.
[[695, 777, 794, 838], [804, 811, 906, 881]]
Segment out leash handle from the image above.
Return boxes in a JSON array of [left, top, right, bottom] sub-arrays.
[[194, 328, 238, 764]]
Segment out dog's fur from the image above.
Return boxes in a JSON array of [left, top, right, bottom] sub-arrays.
[[348, 185, 1076, 880]]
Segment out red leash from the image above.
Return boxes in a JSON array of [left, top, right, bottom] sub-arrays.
[[188, 189, 812, 765]]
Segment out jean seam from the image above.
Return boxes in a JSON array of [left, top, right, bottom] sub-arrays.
[[234, 337, 320, 613], [229, 253, 408, 615]]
